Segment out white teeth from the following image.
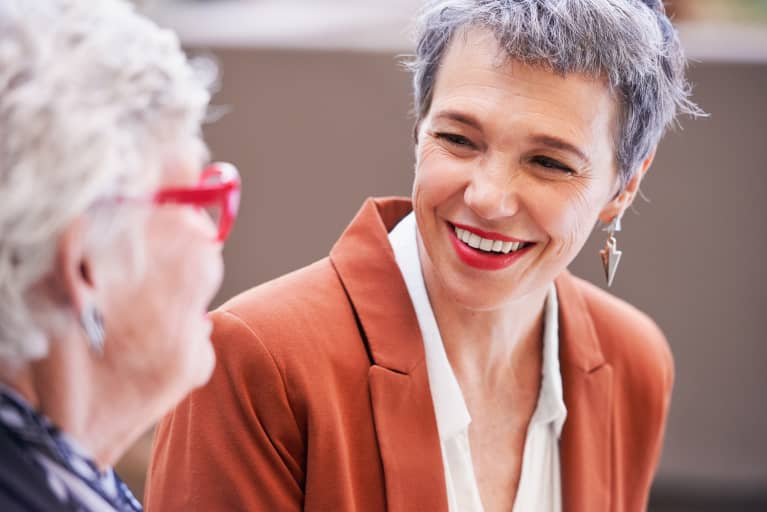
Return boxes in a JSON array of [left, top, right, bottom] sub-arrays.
[[453, 225, 528, 254]]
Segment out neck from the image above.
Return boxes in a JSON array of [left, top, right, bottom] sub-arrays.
[[1, 334, 154, 470], [419, 244, 548, 388]]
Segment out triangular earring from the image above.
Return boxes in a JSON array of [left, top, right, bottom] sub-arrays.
[[599, 214, 623, 287]]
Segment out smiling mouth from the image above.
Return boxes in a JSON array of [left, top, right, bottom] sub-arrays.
[[451, 224, 533, 255]]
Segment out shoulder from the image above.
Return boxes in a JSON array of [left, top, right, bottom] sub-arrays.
[[212, 257, 360, 359], [207, 257, 370, 404], [565, 274, 674, 390], [558, 276, 674, 504], [217, 257, 351, 331], [219, 258, 343, 319], [218, 258, 342, 315], [0, 429, 71, 512]]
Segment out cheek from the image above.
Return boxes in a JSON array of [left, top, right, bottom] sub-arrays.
[[130, 235, 220, 378], [533, 183, 603, 255], [151, 234, 222, 311], [413, 142, 469, 208], [127, 210, 223, 338]]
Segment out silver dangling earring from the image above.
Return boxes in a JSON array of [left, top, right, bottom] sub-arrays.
[[80, 306, 105, 355], [599, 214, 623, 287]]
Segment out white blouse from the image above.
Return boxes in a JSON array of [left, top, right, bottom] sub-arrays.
[[388, 213, 567, 512]]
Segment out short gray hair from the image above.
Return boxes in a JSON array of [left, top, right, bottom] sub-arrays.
[[408, 0, 703, 187], [0, 0, 214, 364]]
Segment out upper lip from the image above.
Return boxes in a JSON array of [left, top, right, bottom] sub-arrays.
[[450, 221, 531, 243]]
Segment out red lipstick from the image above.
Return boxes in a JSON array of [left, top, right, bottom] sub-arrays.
[[448, 222, 533, 271], [451, 222, 530, 243]]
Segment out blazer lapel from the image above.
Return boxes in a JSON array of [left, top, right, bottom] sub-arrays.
[[556, 272, 613, 511], [330, 197, 448, 512]]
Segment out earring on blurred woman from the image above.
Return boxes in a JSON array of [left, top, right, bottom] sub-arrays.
[[600, 213, 623, 287], [80, 306, 105, 355]]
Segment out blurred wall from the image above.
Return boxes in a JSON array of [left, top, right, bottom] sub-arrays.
[[126, 46, 767, 506]]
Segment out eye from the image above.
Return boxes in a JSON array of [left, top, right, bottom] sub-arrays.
[[435, 132, 475, 148], [532, 156, 575, 175]]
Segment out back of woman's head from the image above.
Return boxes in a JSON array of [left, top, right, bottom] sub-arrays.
[[0, 0, 213, 364]]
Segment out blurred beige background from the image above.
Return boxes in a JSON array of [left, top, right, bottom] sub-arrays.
[[121, 1, 767, 510]]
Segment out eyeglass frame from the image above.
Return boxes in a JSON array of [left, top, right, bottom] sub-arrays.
[[105, 161, 241, 243]]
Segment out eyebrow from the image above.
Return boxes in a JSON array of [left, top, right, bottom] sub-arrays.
[[433, 109, 591, 166], [432, 110, 484, 132], [529, 135, 591, 166]]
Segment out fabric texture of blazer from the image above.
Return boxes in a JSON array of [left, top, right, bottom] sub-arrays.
[[146, 197, 674, 512]]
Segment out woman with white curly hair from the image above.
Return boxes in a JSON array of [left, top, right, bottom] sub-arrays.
[[0, 0, 240, 510]]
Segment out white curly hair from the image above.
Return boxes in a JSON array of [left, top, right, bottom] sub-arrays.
[[0, 0, 215, 365]]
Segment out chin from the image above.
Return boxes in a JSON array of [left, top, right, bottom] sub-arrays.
[[433, 249, 556, 312], [443, 276, 531, 312], [188, 337, 216, 389], [164, 335, 216, 401]]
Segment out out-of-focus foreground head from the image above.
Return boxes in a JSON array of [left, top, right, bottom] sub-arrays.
[[409, 0, 703, 189], [0, 0, 214, 366]]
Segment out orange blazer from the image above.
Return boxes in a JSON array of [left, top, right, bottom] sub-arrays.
[[146, 197, 673, 512]]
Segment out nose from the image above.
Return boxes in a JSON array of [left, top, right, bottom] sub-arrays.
[[463, 157, 520, 221]]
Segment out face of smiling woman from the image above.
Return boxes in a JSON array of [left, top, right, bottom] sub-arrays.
[[413, 28, 635, 312]]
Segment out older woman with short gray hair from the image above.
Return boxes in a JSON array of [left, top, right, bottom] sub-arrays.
[[148, 1, 699, 511], [0, 0, 240, 510]]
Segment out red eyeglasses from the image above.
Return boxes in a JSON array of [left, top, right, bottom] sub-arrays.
[[153, 162, 241, 242], [108, 162, 241, 243]]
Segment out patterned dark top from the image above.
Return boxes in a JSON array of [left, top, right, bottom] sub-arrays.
[[0, 384, 142, 511]]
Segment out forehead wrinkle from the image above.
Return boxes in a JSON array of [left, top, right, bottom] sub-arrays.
[[430, 28, 619, 171]]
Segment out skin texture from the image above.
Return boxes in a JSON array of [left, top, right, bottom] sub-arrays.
[[411, 28, 653, 510], [6, 151, 224, 469]]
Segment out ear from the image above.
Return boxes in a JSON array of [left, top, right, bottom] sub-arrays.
[[52, 216, 96, 317], [598, 148, 656, 224]]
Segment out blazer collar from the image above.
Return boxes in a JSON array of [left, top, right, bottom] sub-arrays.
[[330, 197, 423, 373], [555, 272, 606, 372], [330, 197, 448, 511]]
